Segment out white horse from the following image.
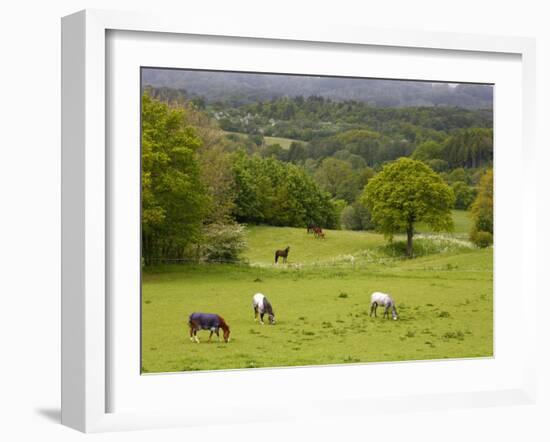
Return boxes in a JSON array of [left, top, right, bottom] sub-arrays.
[[370, 292, 398, 320], [252, 293, 275, 324]]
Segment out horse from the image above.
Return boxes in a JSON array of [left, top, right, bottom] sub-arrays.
[[370, 292, 399, 320], [307, 223, 317, 234], [312, 226, 325, 239], [252, 293, 276, 324], [188, 312, 231, 343], [275, 246, 290, 263]]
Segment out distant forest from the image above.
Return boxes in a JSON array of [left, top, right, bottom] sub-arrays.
[[142, 69, 493, 109], [141, 72, 493, 263]]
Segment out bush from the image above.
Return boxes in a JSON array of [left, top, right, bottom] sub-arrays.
[[425, 159, 449, 172], [201, 222, 247, 262], [452, 181, 476, 209], [471, 230, 493, 248], [340, 201, 373, 231]]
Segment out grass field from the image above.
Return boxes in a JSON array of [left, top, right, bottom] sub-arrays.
[[416, 210, 472, 237], [223, 131, 304, 150], [142, 211, 492, 373], [263, 135, 303, 150]]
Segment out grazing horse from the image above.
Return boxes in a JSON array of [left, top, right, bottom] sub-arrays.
[[188, 312, 231, 343], [307, 223, 317, 234], [312, 226, 325, 239], [275, 246, 290, 263], [370, 292, 399, 320], [252, 293, 276, 324]]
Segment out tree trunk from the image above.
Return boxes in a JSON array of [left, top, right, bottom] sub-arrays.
[[406, 224, 414, 258]]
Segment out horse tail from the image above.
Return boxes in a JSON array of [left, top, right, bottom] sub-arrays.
[[275, 253, 278, 263]]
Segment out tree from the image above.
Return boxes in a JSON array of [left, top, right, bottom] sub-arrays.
[[452, 181, 476, 209], [141, 93, 210, 264], [314, 157, 360, 203], [443, 128, 493, 169], [231, 152, 338, 228], [341, 201, 373, 231], [362, 158, 455, 257], [469, 169, 493, 247], [411, 140, 444, 162]]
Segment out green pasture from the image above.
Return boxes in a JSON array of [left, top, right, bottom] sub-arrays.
[[244, 226, 385, 265], [263, 135, 303, 150], [142, 211, 492, 373], [222, 130, 304, 150], [416, 210, 472, 236]]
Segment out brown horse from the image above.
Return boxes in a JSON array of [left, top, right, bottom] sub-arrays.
[[312, 227, 325, 239], [275, 246, 290, 263]]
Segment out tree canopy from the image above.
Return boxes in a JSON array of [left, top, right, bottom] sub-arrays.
[[469, 169, 493, 247], [362, 158, 455, 257], [141, 93, 210, 264]]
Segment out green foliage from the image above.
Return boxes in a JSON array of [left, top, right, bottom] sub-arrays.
[[424, 159, 449, 172], [340, 201, 374, 231], [314, 157, 361, 203], [469, 169, 493, 246], [471, 230, 493, 248], [452, 181, 476, 210], [231, 152, 338, 228], [200, 222, 247, 262], [141, 93, 209, 263], [207, 94, 492, 144], [411, 140, 444, 162], [445, 167, 470, 184], [362, 158, 454, 256], [443, 128, 493, 169]]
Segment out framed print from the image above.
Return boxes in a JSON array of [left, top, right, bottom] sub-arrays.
[[61, 9, 537, 433]]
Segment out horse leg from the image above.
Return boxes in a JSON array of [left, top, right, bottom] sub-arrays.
[[260, 312, 265, 325], [370, 303, 376, 317], [275, 254, 278, 264], [189, 326, 195, 342], [208, 330, 213, 342], [254, 306, 258, 321], [384, 306, 389, 319]]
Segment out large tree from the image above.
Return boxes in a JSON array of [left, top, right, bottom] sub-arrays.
[[469, 169, 493, 247], [141, 93, 209, 264], [362, 158, 455, 257]]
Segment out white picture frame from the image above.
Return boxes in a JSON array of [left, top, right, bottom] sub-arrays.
[[61, 9, 537, 433]]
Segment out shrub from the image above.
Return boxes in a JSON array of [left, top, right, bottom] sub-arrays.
[[340, 201, 374, 231], [201, 222, 247, 262], [471, 230, 493, 248], [452, 181, 476, 209]]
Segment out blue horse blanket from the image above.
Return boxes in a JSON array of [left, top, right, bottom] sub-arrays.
[[189, 312, 222, 330]]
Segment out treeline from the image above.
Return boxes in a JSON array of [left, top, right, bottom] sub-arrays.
[[233, 152, 338, 228], [142, 88, 494, 263], [144, 86, 493, 173], [141, 93, 338, 264]]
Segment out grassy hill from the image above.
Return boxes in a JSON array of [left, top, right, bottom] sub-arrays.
[[222, 130, 305, 150], [263, 135, 303, 150], [244, 226, 384, 265], [142, 211, 492, 373], [244, 210, 474, 266]]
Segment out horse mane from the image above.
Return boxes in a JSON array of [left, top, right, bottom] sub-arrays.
[[264, 298, 274, 316], [217, 315, 230, 331]]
